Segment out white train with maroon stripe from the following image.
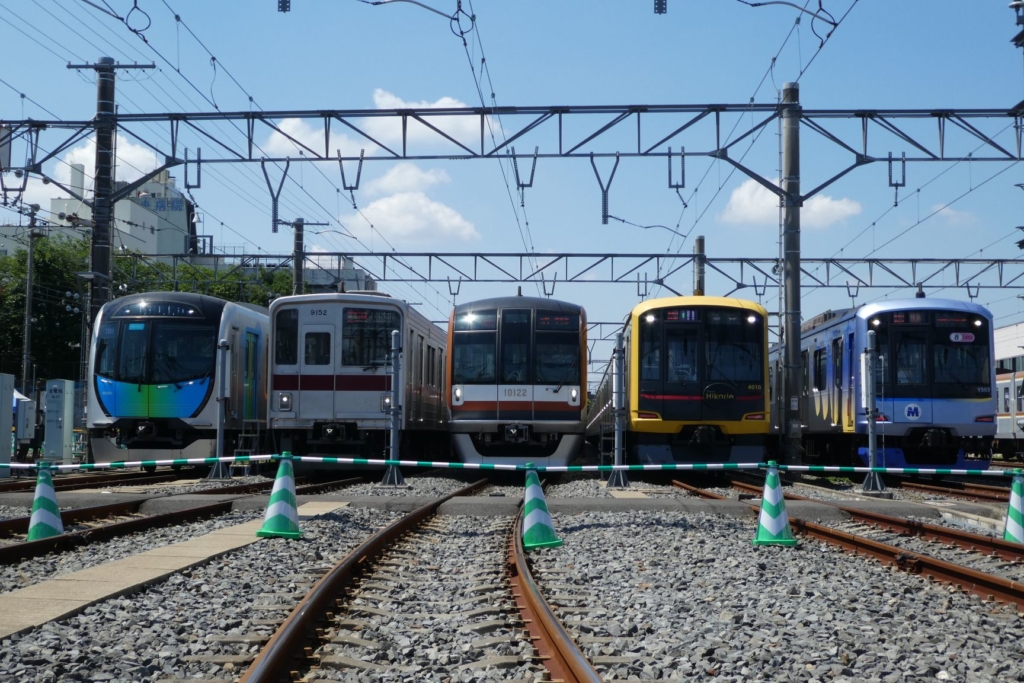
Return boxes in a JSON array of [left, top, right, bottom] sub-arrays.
[[447, 293, 587, 467], [268, 292, 448, 461]]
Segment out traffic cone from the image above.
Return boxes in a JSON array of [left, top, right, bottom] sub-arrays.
[[27, 467, 64, 542], [256, 454, 301, 539], [522, 465, 562, 550], [1003, 472, 1024, 544], [752, 461, 797, 547]]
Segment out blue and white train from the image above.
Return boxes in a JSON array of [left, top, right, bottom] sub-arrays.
[[770, 297, 995, 468], [87, 292, 270, 463]]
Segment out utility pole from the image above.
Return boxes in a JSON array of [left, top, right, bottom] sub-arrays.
[[20, 205, 42, 396], [276, 217, 327, 295], [67, 58, 153, 322], [781, 82, 803, 466]]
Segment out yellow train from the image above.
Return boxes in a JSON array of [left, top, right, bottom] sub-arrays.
[[586, 296, 769, 464]]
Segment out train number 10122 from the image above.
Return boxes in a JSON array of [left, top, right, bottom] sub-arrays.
[[504, 388, 527, 397]]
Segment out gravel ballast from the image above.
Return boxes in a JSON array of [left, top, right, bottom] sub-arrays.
[[338, 474, 474, 497], [0, 507, 402, 682], [0, 505, 31, 520], [529, 510, 1024, 681]]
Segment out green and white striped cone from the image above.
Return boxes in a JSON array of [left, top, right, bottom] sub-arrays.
[[522, 466, 562, 550], [27, 467, 64, 542], [752, 461, 797, 547], [256, 455, 301, 540], [1003, 472, 1024, 544]]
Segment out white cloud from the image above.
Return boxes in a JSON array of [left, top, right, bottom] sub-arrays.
[[718, 177, 861, 229], [343, 191, 478, 247], [931, 204, 976, 226], [58, 135, 160, 186], [365, 89, 499, 150], [365, 163, 450, 196], [263, 117, 369, 158]]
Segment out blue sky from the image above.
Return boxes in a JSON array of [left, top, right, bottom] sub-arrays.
[[2, 1, 1023, 379]]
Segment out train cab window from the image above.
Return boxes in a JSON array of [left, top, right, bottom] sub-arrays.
[[453, 309, 496, 384], [152, 323, 217, 383], [119, 322, 150, 384], [666, 328, 698, 383], [535, 310, 580, 385], [500, 310, 531, 384], [895, 333, 927, 385], [640, 313, 660, 381], [275, 309, 299, 365], [342, 309, 400, 366], [95, 322, 118, 378], [304, 332, 331, 366]]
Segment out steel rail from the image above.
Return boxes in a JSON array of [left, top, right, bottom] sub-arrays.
[[239, 479, 489, 683], [508, 512, 603, 683], [0, 500, 144, 538], [726, 479, 1024, 563], [673, 480, 1024, 610], [0, 471, 175, 493], [0, 500, 234, 565], [896, 481, 1008, 503]]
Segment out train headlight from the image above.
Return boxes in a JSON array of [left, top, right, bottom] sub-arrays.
[[381, 393, 392, 412], [278, 393, 292, 411], [453, 386, 463, 405], [974, 319, 983, 327], [570, 388, 579, 403]]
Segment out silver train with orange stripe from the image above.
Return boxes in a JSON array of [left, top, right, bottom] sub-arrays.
[[446, 294, 587, 467], [268, 292, 449, 459], [587, 296, 769, 464]]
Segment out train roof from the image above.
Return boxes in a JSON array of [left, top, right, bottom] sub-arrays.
[[630, 295, 767, 318], [800, 297, 993, 333], [101, 292, 267, 318], [452, 295, 585, 314], [269, 291, 405, 311]]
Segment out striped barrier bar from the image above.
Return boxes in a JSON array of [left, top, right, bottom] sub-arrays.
[[3, 455, 277, 471], [778, 465, 1018, 477], [286, 455, 763, 473]]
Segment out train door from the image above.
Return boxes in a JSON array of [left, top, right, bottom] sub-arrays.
[[498, 309, 532, 422], [891, 327, 932, 424], [661, 323, 701, 422], [299, 323, 335, 420]]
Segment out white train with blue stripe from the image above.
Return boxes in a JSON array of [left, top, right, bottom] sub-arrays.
[[770, 297, 995, 468]]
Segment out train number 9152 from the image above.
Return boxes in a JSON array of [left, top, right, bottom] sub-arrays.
[[310, 309, 327, 316]]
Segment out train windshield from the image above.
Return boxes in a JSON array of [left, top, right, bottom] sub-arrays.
[[453, 309, 497, 384], [95, 320, 218, 384], [706, 310, 763, 382], [871, 309, 991, 399], [342, 308, 401, 366], [535, 310, 580, 385]]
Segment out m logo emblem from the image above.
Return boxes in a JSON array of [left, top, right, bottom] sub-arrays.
[[905, 404, 921, 420]]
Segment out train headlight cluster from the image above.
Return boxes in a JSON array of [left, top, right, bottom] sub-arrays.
[[453, 386, 463, 404], [381, 393, 392, 412], [278, 393, 292, 411], [570, 388, 579, 403]]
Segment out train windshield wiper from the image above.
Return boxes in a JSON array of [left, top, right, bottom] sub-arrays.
[[554, 351, 579, 393]]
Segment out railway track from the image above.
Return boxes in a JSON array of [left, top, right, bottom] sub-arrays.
[[0, 477, 365, 563], [0, 470, 179, 493], [674, 479, 1024, 610], [895, 479, 1010, 503], [240, 480, 602, 683]]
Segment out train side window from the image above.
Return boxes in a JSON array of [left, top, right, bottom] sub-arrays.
[[1018, 383, 1023, 413], [813, 349, 825, 391], [96, 322, 118, 378], [833, 338, 843, 389], [1005, 386, 1011, 413], [304, 332, 331, 366], [801, 350, 809, 396], [275, 309, 298, 365], [768, 364, 773, 401]]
